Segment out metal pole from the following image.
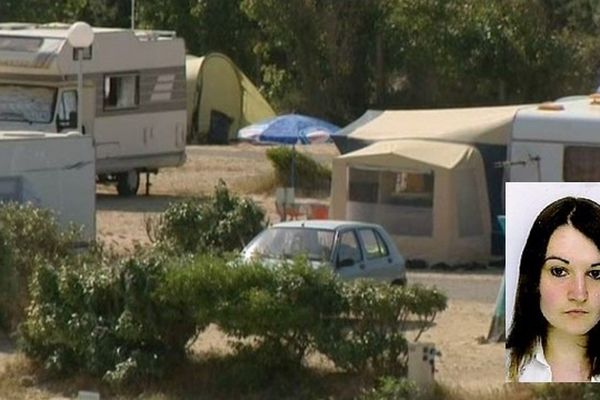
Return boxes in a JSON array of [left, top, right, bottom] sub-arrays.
[[131, 0, 135, 30], [77, 48, 83, 134]]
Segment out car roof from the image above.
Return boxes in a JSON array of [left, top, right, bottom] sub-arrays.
[[271, 219, 382, 230]]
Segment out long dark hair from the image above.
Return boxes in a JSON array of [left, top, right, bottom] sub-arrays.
[[506, 196, 600, 380]]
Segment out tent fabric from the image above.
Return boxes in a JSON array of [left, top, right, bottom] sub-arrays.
[[337, 139, 477, 170], [338, 105, 523, 147], [186, 53, 275, 143], [330, 139, 491, 264]]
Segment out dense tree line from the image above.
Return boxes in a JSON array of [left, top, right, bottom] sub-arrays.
[[2, 0, 600, 124]]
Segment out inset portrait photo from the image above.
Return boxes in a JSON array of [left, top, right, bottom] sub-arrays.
[[506, 182, 600, 382]]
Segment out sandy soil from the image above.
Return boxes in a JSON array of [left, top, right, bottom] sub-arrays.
[[0, 142, 505, 395]]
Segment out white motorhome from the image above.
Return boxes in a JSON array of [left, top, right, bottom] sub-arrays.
[[0, 23, 187, 196], [0, 131, 95, 239], [509, 96, 600, 183]]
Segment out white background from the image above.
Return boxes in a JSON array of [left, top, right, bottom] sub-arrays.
[[505, 182, 600, 336]]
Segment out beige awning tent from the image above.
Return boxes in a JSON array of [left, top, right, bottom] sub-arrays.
[[330, 139, 492, 264], [337, 105, 522, 147], [331, 105, 529, 265], [186, 53, 276, 143]]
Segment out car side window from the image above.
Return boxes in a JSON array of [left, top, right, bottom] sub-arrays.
[[359, 228, 389, 259], [337, 230, 362, 265]]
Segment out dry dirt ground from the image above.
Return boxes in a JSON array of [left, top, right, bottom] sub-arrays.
[[0, 142, 505, 396]]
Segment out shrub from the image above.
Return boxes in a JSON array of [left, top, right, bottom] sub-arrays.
[[216, 258, 347, 365], [20, 254, 197, 385], [359, 376, 422, 400], [265, 146, 331, 195], [0, 202, 83, 332], [151, 180, 267, 254], [315, 282, 447, 375]]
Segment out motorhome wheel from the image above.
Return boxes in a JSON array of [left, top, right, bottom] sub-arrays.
[[116, 170, 140, 196]]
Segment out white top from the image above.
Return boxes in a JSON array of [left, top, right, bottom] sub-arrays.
[[508, 340, 600, 382]]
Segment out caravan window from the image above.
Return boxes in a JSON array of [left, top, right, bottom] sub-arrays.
[[564, 146, 600, 181], [0, 85, 56, 123], [103, 74, 139, 110]]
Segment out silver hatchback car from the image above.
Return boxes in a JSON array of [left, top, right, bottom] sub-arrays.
[[241, 220, 407, 285]]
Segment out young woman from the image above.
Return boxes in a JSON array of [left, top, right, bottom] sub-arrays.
[[507, 196, 600, 382]]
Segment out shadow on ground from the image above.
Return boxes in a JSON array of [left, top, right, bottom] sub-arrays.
[[95, 194, 193, 213], [0, 330, 15, 355]]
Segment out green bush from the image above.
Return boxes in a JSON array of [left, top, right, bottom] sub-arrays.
[[315, 282, 447, 374], [359, 376, 422, 400], [151, 180, 267, 254], [217, 258, 347, 365], [164, 255, 446, 377], [265, 146, 331, 195], [20, 254, 197, 385], [0, 202, 83, 332], [22, 251, 447, 386]]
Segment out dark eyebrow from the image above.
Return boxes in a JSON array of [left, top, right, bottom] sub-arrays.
[[544, 256, 569, 264], [544, 257, 600, 268]]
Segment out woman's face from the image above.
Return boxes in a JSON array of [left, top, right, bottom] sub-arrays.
[[540, 224, 600, 337]]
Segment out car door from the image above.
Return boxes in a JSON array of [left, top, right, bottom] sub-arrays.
[[356, 227, 397, 282], [333, 228, 367, 281]]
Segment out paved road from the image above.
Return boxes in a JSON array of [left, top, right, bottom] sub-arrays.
[[407, 270, 503, 304]]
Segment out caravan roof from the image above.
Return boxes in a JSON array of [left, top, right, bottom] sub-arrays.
[[513, 96, 600, 143]]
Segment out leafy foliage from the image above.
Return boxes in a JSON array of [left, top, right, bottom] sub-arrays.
[[265, 146, 331, 195], [20, 254, 197, 385], [151, 180, 267, 254], [315, 282, 447, 374], [359, 376, 422, 400], [22, 251, 447, 386], [0, 203, 83, 333]]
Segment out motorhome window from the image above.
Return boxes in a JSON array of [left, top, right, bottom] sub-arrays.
[[0, 85, 56, 123], [564, 146, 600, 181], [0, 177, 22, 203], [72, 46, 92, 60], [0, 36, 43, 52], [103, 74, 139, 110]]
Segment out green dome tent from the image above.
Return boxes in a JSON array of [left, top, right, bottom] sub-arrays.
[[186, 53, 276, 144]]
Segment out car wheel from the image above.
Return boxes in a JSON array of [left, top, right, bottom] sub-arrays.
[[116, 170, 140, 197], [391, 278, 407, 286]]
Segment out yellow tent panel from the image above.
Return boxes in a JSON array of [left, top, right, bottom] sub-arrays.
[[186, 53, 276, 143]]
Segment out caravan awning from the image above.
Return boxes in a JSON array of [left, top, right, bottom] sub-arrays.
[[339, 105, 525, 146], [337, 139, 477, 170]]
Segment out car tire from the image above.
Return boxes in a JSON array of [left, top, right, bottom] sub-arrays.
[[391, 278, 407, 286], [116, 170, 140, 197]]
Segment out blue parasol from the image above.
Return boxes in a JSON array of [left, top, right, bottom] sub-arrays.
[[238, 114, 339, 188]]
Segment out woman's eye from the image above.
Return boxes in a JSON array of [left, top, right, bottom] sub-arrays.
[[550, 267, 568, 277], [589, 270, 600, 280]]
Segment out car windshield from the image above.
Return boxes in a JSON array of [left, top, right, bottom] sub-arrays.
[[246, 227, 335, 262], [0, 84, 56, 123]]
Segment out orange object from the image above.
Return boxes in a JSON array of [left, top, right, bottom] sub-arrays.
[[310, 204, 329, 219]]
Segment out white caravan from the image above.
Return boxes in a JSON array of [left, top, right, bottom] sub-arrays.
[[0, 23, 187, 196], [0, 131, 95, 240], [508, 96, 600, 183]]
